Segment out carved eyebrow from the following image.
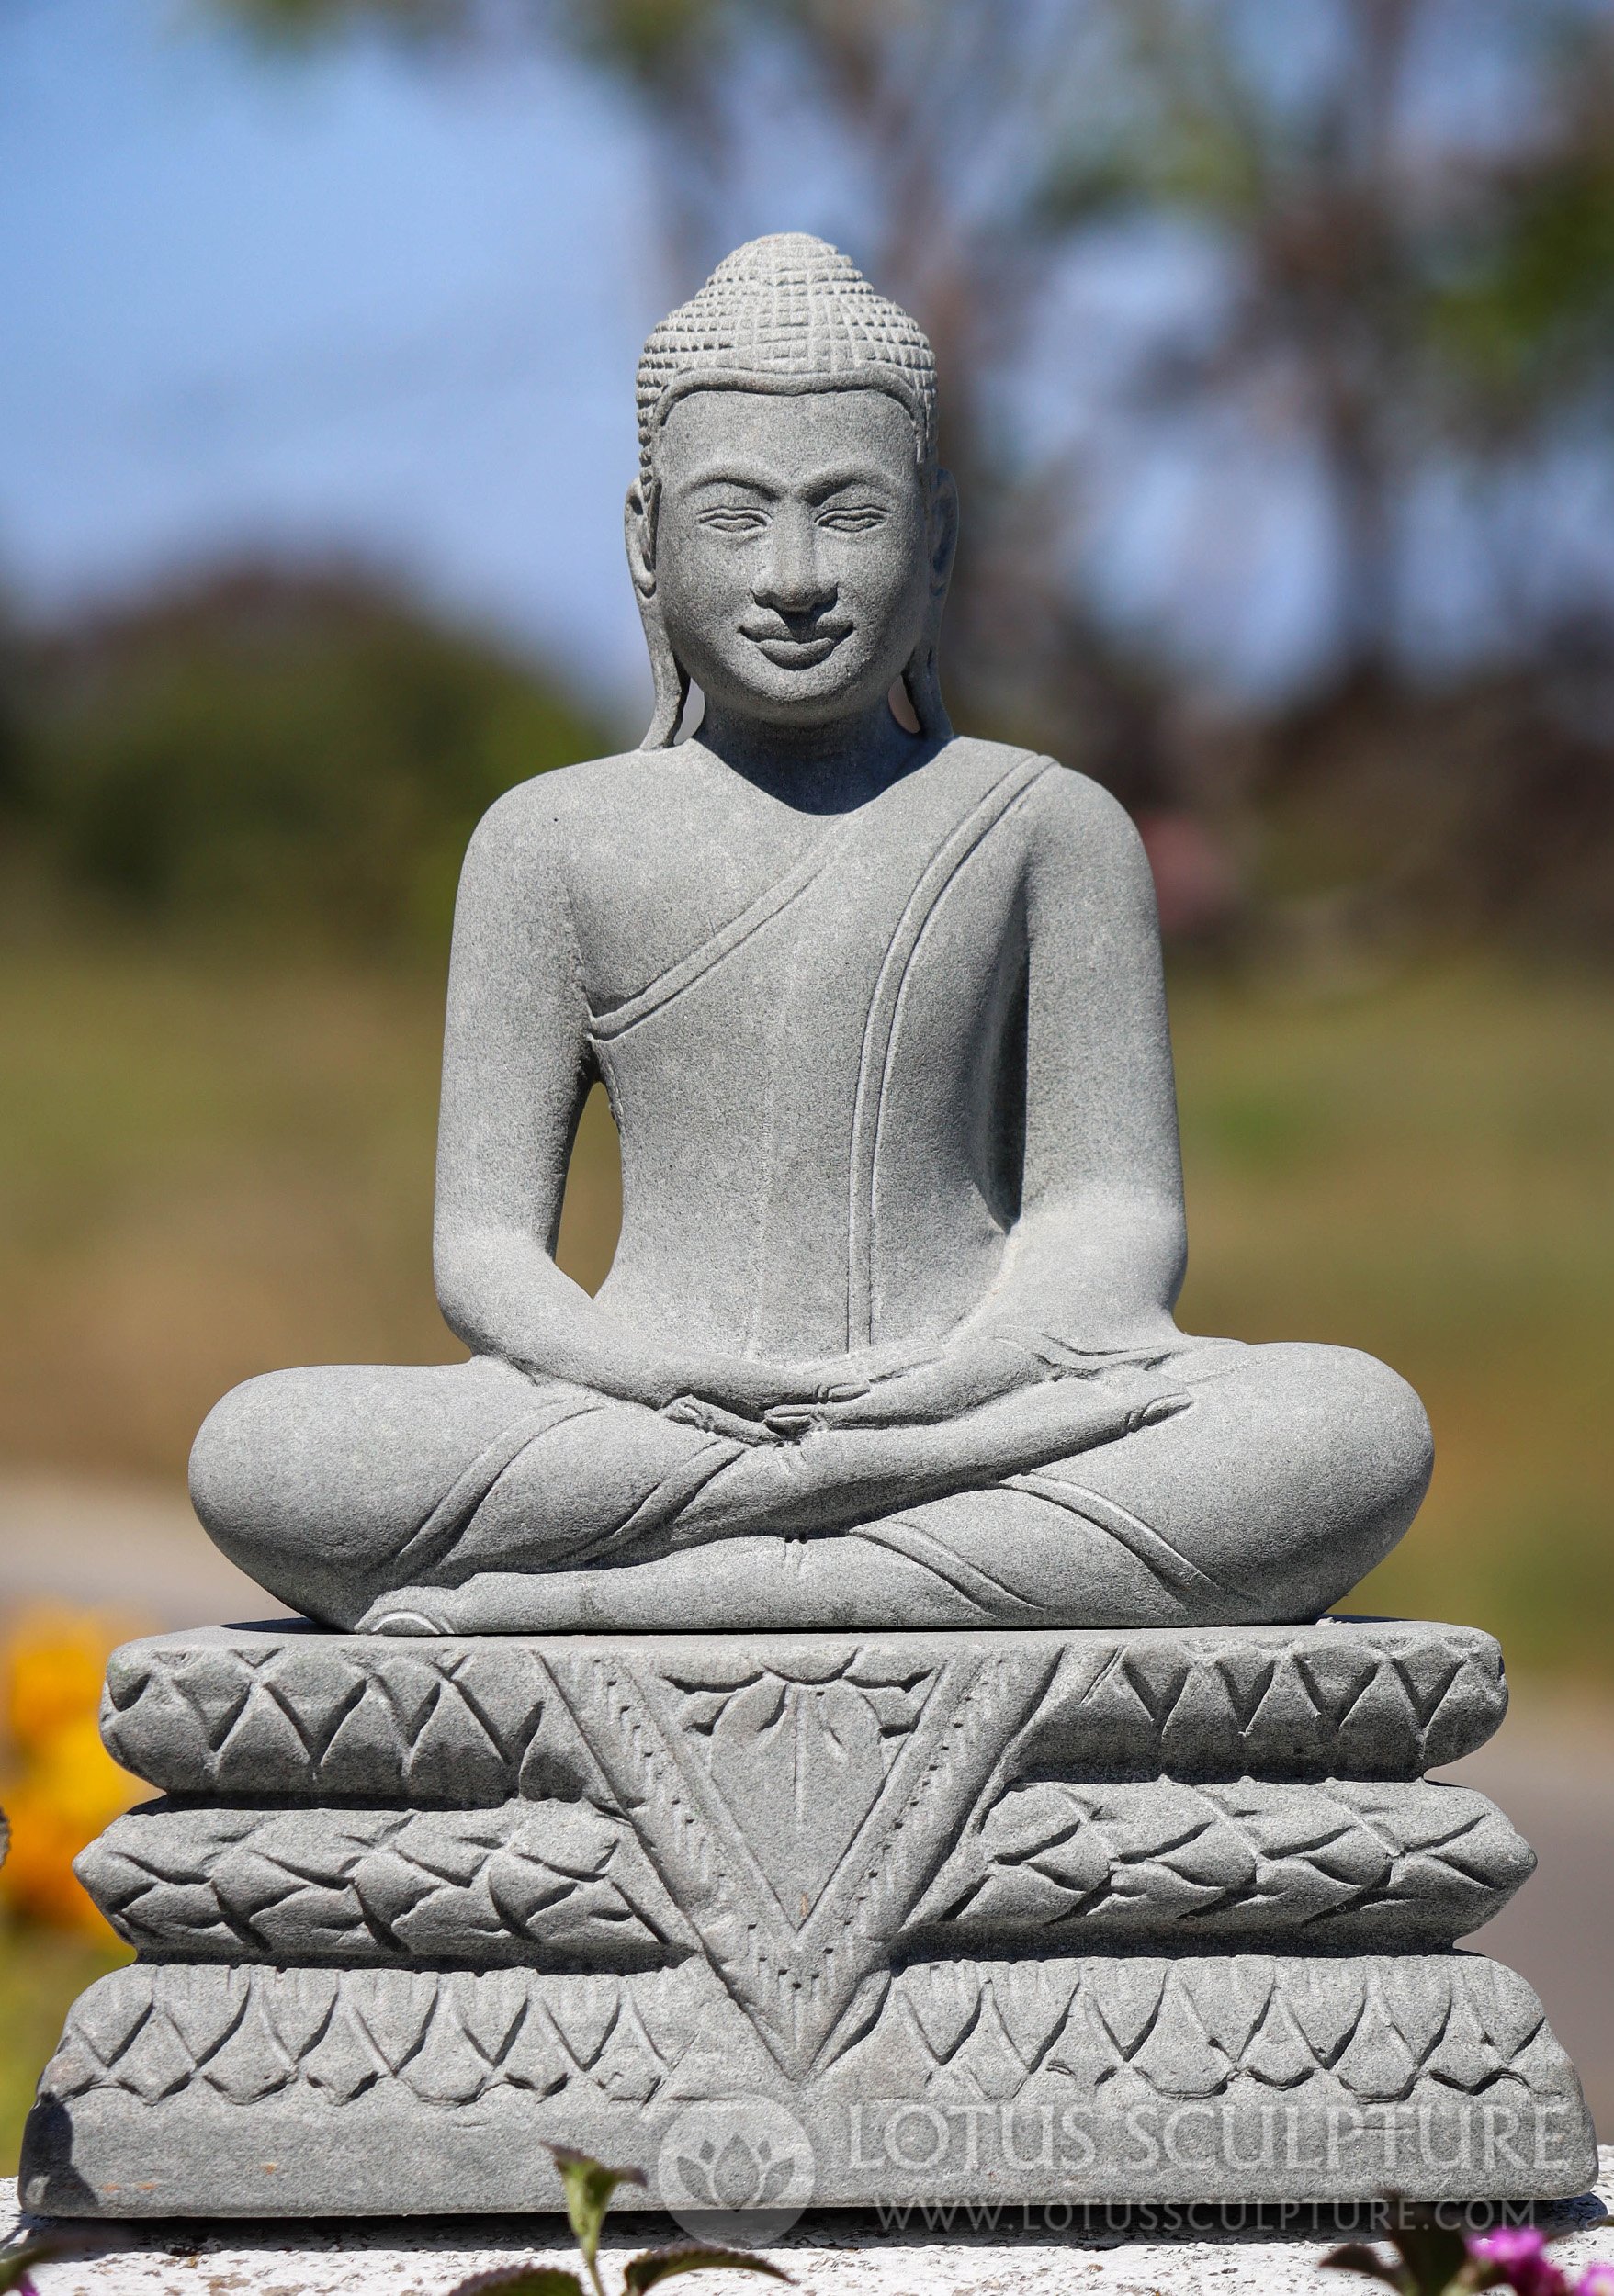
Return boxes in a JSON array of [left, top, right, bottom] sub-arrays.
[[801, 465, 902, 503], [680, 463, 784, 498], [678, 460, 901, 501]]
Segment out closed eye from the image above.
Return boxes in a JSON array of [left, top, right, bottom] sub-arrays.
[[699, 508, 770, 534], [818, 506, 887, 533]]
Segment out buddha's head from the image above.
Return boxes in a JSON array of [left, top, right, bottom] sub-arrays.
[[627, 234, 957, 748]]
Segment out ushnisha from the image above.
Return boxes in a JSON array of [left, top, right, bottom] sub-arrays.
[[191, 233, 1431, 1634]]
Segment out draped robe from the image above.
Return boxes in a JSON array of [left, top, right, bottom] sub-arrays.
[[190, 740, 1433, 1634]]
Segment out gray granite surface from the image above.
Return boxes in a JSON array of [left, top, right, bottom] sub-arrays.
[[22, 1951, 1594, 2214], [95, 1620, 1511, 1795], [20, 1623, 1597, 2215], [80, 1775, 1532, 1962]]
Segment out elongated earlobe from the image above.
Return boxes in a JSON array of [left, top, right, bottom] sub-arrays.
[[640, 614, 691, 749], [626, 478, 690, 749], [901, 637, 952, 741], [899, 466, 957, 740]]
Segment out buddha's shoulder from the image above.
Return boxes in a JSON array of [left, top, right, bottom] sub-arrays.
[[953, 739, 1143, 854], [466, 750, 669, 860]]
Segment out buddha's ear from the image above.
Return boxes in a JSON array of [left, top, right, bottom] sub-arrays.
[[625, 477, 659, 597], [626, 476, 690, 748], [897, 465, 956, 741], [927, 465, 959, 597]]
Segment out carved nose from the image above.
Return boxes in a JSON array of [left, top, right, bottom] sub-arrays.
[[753, 517, 834, 617]]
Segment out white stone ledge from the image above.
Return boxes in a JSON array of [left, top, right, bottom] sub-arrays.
[[6, 2155, 1612, 2296]]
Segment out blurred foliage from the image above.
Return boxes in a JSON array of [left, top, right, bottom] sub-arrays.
[[207, 0, 459, 35], [1031, 3, 1614, 433], [1240, 659, 1614, 959], [1, 562, 606, 951], [1428, 141, 1614, 431], [0, 1607, 143, 1936]]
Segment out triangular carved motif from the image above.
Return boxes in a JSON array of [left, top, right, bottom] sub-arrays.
[[659, 1656, 937, 1925], [541, 1643, 1057, 2081]]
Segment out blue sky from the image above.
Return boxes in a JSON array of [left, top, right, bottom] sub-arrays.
[[0, 0, 660, 708]]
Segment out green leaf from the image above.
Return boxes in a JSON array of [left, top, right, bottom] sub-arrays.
[[624, 2247, 795, 2295], [1393, 2220, 1472, 2296], [444, 2271, 586, 2296], [549, 2146, 648, 2274], [0, 2242, 100, 2295], [1321, 2246, 1405, 2290]]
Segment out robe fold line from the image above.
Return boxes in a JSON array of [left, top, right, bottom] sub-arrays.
[[1004, 1470, 1251, 1604], [847, 750, 1051, 1345], [390, 1390, 605, 1579], [588, 813, 861, 1043]]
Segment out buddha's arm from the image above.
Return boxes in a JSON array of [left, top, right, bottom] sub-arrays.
[[795, 770, 1185, 1435], [987, 764, 1188, 1345], [433, 784, 826, 1414]]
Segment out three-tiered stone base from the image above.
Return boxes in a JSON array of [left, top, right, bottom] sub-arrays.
[[20, 1618, 1597, 2216]]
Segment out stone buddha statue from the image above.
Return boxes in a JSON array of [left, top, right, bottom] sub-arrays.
[[191, 233, 1432, 1638]]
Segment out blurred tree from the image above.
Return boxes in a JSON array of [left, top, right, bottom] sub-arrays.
[[4, 561, 605, 951], [203, 0, 1614, 948]]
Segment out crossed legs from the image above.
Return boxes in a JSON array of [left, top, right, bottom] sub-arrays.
[[189, 1337, 1431, 1632]]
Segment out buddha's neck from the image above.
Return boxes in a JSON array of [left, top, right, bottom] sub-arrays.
[[694, 698, 931, 814]]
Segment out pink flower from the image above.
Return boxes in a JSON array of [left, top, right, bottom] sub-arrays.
[[1469, 2230, 1570, 2296], [1572, 2268, 1614, 2296]]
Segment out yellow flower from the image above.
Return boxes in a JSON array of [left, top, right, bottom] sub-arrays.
[[4, 1606, 122, 1757], [1, 1604, 146, 1938]]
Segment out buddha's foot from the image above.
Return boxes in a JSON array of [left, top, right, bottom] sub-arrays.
[[357, 1584, 494, 1635]]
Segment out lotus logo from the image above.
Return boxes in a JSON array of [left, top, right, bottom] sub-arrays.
[[657, 2097, 815, 2243]]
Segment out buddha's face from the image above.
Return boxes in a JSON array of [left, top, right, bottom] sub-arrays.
[[646, 388, 947, 730]]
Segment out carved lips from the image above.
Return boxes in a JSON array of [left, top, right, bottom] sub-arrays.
[[739, 616, 852, 669]]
